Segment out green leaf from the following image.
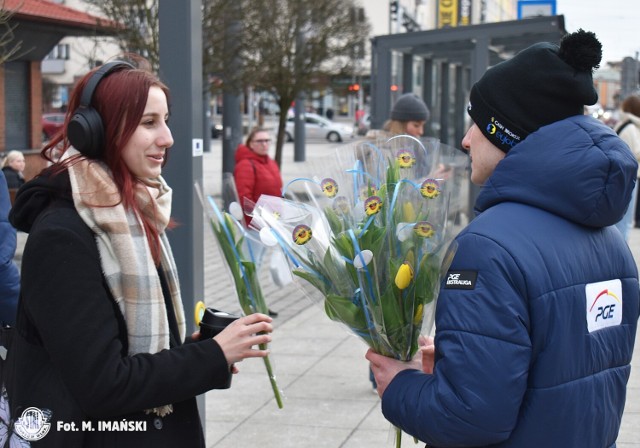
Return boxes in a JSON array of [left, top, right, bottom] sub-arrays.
[[324, 294, 368, 332], [324, 206, 343, 234], [293, 269, 330, 296]]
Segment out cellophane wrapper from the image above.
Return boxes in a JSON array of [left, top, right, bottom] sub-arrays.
[[249, 135, 467, 362]]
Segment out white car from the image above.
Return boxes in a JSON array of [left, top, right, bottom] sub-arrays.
[[285, 113, 353, 143]]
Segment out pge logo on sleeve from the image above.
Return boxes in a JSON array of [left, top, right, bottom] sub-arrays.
[[444, 271, 477, 290], [585, 279, 623, 333]]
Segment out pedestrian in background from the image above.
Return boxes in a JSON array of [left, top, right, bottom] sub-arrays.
[[614, 94, 640, 239], [383, 92, 430, 138], [7, 57, 273, 447], [1, 150, 26, 190], [0, 169, 19, 326], [234, 127, 283, 220], [367, 30, 639, 447]]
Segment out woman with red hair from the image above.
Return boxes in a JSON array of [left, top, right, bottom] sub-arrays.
[[6, 57, 272, 447]]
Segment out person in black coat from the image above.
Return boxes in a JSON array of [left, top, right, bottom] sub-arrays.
[[1, 150, 26, 189], [6, 57, 273, 447]]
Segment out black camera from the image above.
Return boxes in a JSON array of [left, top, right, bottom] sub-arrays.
[[198, 307, 240, 389], [199, 308, 240, 339]]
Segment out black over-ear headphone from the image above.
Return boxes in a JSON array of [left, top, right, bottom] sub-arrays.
[[67, 61, 135, 159]]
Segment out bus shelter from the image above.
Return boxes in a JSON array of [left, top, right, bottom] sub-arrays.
[[370, 15, 567, 146]]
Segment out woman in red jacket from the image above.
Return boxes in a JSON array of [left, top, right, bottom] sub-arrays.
[[233, 127, 282, 317], [233, 127, 282, 214]]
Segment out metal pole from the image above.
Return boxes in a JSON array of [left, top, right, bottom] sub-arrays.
[[222, 3, 243, 197], [294, 93, 306, 162], [423, 58, 434, 136], [454, 64, 465, 146], [203, 90, 211, 152], [402, 53, 413, 93], [439, 60, 450, 144], [158, 0, 205, 419], [371, 39, 392, 130], [158, 0, 203, 333], [247, 86, 255, 131], [294, 28, 306, 162]]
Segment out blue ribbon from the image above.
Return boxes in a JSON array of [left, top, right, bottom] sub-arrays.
[[281, 177, 319, 197]]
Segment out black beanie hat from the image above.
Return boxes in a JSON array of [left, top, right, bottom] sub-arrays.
[[391, 93, 430, 122], [467, 29, 602, 153]]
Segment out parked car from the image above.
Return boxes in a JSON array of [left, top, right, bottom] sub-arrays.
[[41, 113, 66, 141], [285, 113, 353, 143]]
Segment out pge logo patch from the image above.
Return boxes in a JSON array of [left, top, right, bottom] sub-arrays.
[[444, 271, 477, 290], [585, 279, 622, 333]]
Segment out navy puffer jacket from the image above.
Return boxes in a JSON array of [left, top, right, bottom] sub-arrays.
[[382, 115, 640, 448]]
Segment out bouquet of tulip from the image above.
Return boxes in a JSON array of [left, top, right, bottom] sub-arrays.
[[195, 179, 284, 409], [247, 136, 464, 443]]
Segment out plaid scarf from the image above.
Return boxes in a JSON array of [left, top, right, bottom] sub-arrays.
[[65, 149, 186, 416]]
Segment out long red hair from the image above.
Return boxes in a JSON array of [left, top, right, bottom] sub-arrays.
[[42, 58, 172, 264]]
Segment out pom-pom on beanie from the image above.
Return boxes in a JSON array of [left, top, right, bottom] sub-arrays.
[[391, 93, 430, 122], [467, 29, 602, 153]]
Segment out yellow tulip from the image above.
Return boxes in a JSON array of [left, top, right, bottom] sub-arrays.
[[413, 303, 424, 325], [194, 300, 206, 326], [402, 201, 416, 222], [395, 262, 414, 289]]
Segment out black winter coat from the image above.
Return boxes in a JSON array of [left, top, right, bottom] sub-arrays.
[[2, 166, 24, 189], [7, 170, 231, 447]]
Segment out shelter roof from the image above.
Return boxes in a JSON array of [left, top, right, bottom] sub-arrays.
[[3, 0, 116, 32]]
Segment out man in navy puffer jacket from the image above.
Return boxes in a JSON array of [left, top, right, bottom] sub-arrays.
[[367, 30, 640, 448]]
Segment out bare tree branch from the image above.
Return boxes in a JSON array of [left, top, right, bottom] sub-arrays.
[[86, 0, 370, 166], [0, 0, 24, 64], [204, 0, 370, 166]]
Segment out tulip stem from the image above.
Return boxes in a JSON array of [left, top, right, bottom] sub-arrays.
[[259, 343, 284, 409]]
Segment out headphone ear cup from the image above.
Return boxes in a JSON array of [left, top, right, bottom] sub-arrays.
[[67, 107, 105, 159]]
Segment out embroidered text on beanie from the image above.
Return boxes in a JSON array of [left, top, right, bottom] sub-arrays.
[[391, 93, 430, 122], [467, 29, 602, 153]]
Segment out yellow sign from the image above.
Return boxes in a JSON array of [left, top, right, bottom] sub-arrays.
[[438, 0, 458, 28]]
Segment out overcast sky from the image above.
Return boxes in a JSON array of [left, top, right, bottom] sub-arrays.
[[556, 0, 638, 65]]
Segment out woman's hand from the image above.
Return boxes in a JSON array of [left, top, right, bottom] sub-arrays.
[[213, 313, 273, 366]]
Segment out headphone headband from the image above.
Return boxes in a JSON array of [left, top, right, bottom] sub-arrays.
[[67, 60, 135, 159], [79, 61, 135, 108]]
